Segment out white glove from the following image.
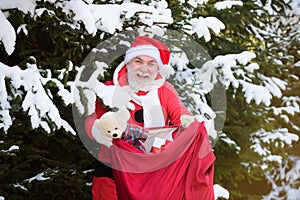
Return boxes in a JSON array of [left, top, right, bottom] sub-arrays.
[[181, 114, 218, 146], [197, 114, 218, 146], [203, 118, 218, 146], [180, 115, 198, 129], [91, 119, 113, 147]]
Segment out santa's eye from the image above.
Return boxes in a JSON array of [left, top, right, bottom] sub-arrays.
[[134, 60, 142, 65], [108, 131, 111, 133], [115, 127, 118, 130]]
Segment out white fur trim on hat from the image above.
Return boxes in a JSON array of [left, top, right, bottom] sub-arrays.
[[124, 45, 163, 66], [113, 61, 126, 86], [159, 64, 175, 78]]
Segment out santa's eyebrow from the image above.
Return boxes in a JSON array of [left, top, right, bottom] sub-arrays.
[[134, 56, 157, 63], [148, 60, 157, 63]]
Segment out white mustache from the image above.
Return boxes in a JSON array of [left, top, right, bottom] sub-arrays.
[[135, 71, 150, 77]]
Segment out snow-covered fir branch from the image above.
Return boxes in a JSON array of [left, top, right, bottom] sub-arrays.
[[0, 0, 299, 199]]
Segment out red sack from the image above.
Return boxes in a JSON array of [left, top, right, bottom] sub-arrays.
[[110, 121, 215, 200]]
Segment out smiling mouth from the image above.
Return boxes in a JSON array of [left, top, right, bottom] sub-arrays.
[[137, 74, 149, 79], [136, 72, 150, 79]]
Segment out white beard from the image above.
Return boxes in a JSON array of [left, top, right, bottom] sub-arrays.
[[127, 64, 159, 91]]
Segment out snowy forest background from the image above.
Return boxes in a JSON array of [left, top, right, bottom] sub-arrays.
[[0, 0, 299, 199]]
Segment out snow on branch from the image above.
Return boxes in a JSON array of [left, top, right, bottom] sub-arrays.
[[240, 80, 272, 105], [214, 184, 230, 200], [60, 1, 173, 35], [250, 127, 300, 200], [0, 10, 16, 55], [0, 62, 76, 135], [263, 156, 300, 200], [201, 51, 278, 106], [0, 0, 37, 54], [73, 62, 121, 116], [0, 0, 36, 15], [0, 0, 173, 54], [184, 16, 225, 42], [269, 96, 300, 123], [170, 50, 216, 115], [187, 0, 209, 8], [214, 1, 243, 10], [250, 129, 299, 160], [219, 132, 241, 153], [259, 74, 287, 98], [25, 171, 50, 183]]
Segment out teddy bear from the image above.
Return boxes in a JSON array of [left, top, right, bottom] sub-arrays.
[[92, 111, 127, 146], [92, 85, 131, 147]]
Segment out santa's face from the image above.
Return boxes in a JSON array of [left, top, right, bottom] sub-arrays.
[[127, 55, 159, 89]]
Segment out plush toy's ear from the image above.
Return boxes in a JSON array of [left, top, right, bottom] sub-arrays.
[[92, 118, 113, 147], [97, 112, 114, 136]]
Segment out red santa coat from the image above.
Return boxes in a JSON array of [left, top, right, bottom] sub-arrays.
[[85, 63, 191, 141]]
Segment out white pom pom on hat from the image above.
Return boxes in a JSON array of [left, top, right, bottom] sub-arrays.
[[124, 36, 175, 77]]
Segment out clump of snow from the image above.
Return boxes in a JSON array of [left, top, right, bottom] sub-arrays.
[[1, 145, 19, 155], [0, 0, 36, 15], [13, 183, 27, 191], [170, 48, 189, 72], [184, 16, 225, 42], [187, 0, 209, 8], [121, 2, 172, 25], [34, 7, 56, 18], [73, 63, 125, 115], [259, 74, 287, 98], [244, 62, 259, 73], [90, 4, 123, 34], [240, 80, 272, 106], [214, 1, 243, 10], [219, 132, 241, 153], [0, 10, 16, 55], [16, 24, 29, 35], [213, 51, 256, 87], [214, 184, 230, 199], [0, 63, 13, 131], [24, 171, 51, 183], [62, 0, 97, 35]]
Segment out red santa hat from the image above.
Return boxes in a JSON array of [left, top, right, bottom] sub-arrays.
[[124, 36, 175, 77]]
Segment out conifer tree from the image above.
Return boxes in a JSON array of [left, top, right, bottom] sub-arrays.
[[0, 0, 299, 199]]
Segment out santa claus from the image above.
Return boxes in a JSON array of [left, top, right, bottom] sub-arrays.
[[85, 36, 200, 200]]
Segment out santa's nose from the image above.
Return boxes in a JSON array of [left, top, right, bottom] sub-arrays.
[[139, 64, 149, 72]]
